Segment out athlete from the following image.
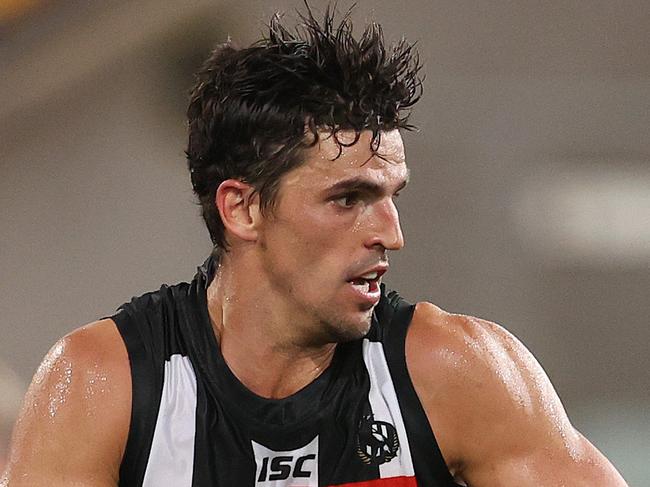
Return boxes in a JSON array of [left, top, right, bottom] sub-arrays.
[[1, 5, 629, 487]]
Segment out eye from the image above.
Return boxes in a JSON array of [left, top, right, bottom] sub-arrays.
[[333, 192, 361, 209]]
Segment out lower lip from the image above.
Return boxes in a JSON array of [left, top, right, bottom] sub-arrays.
[[346, 279, 381, 305]]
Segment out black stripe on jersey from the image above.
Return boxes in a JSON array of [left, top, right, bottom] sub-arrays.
[[191, 374, 259, 486], [380, 290, 462, 487], [112, 308, 165, 487], [316, 390, 382, 485]]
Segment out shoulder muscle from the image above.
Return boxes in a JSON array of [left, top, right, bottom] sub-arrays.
[[406, 302, 628, 486], [2, 319, 131, 486]]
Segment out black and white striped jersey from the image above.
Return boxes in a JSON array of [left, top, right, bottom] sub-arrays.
[[112, 257, 461, 487]]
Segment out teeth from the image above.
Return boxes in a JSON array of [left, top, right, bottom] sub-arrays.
[[351, 280, 370, 292], [359, 271, 379, 280]]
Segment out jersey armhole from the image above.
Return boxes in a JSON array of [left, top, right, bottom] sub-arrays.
[[111, 309, 164, 487], [382, 297, 462, 487]]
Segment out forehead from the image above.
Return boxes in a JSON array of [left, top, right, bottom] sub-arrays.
[[284, 129, 407, 189]]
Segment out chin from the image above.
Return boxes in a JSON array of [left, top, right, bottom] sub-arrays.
[[319, 308, 374, 343]]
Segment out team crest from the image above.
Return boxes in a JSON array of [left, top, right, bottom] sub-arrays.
[[356, 414, 399, 466]]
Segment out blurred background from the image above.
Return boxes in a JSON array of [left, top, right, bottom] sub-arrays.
[[0, 0, 648, 483]]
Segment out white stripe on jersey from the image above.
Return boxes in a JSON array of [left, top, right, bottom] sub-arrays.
[[143, 354, 198, 487], [362, 339, 416, 479]]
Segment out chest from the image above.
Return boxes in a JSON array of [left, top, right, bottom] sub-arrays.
[[136, 341, 417, 487]]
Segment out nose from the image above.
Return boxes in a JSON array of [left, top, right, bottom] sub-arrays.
[[364, 198, 405, 251]]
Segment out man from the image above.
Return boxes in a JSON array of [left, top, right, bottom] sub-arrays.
[[1, 5, 628, 487]]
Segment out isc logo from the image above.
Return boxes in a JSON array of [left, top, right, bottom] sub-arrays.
[[252, 437, 319, 486], [257, 454, 316, 482]]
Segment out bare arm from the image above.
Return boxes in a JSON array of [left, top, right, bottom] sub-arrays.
[[407, 303, 629, 487], [1, 319, 131, 486]]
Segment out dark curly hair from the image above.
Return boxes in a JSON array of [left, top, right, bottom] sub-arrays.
[[186, 3, 422, 254]]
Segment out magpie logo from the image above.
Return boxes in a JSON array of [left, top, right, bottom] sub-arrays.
[[356, 415, 399, 466], [252, 436, 319, 486]]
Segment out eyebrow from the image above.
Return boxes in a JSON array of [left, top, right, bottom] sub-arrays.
[[325, 169, 410, 196]]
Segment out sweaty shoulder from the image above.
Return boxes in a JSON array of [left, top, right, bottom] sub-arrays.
[[2, 319, 131, 486], [405, 302, 519, 475], [405, 302, 626, 486]]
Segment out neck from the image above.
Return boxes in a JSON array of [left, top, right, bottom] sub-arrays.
[[206, 254, 337, 399]]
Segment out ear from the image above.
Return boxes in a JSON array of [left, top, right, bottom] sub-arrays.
[[215, 179, 262, 244]]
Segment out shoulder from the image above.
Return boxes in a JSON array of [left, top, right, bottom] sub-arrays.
[[3, 319, 130, 484], [36, 318, 132, 404], [404, 303, 629, 485], [405, 302, 575, 473], [406, 300, 546, 392], [27, 318, 132, 426], [405, 301, 526, 389], [406, 302, 535, 382]]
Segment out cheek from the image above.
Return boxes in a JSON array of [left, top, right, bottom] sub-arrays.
[[299, 210, 360, 262], [263, 208, 353, 277], [276, 203, 348, 247]]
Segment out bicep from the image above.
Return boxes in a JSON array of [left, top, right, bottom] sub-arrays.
[[2, 319, 131, 486], [470, 432, 628, 487]]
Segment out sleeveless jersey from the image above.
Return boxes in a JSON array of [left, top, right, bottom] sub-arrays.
[[112, 257, 462, 487]]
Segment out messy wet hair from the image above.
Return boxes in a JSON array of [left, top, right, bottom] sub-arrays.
[[186, 3, 422, 254]]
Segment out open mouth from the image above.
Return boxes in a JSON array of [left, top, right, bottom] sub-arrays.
[[347, 270, 384, 296]]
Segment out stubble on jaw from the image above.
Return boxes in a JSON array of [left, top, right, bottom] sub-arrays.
[[304, 305, 375, 347]]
